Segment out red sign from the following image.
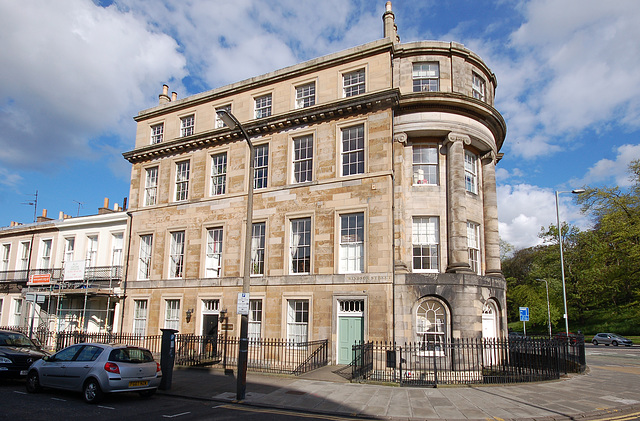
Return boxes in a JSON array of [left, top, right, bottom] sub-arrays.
[[28, 274, 52, 285]]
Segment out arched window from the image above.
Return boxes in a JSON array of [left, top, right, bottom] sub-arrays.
[[416, 298, 448, 355], [482, 300, 498, 340]]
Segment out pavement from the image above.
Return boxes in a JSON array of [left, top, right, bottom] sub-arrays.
[[157, 355, 640, 420]]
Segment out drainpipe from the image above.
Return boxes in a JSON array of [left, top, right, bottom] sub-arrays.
[[119, 211, 133, 333]]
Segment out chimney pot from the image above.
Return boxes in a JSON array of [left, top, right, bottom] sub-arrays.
[[104, 197, 109, 208], [42, 209, 47, 218], [59, 211, 64, 219], [171, 92, 177, 101], [114, 203, 119, 211], [159, 84, 171, 104]]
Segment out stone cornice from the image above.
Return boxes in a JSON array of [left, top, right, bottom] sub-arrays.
[[396, 92, 506, 151], [124, 89, 400, 163]]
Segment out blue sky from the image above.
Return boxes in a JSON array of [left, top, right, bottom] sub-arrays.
[[1, 0, 639, 249]]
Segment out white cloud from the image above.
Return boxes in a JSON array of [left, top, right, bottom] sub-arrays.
[[497, 183, 586, 249], [477, 0, 640, 160], [0, 168, 23, 189], [0, 0, 186, 171], [574, 144, 640, 188]]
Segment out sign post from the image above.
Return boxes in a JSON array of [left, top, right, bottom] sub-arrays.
[[519, 306, 530, 336]]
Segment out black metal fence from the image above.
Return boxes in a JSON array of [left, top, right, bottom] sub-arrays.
[[27, 329, 328, 376], [352, 336, 586, 387]]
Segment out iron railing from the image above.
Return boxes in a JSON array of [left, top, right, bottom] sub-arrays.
[[352, 336, 586, 387], [45, 330, 328, 376], [0, 266, 122, 284]]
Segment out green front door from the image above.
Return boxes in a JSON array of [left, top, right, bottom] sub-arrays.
[[338, 316, 364, 364]]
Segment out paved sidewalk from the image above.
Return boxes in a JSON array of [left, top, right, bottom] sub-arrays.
[[158, 362, 640, 420]]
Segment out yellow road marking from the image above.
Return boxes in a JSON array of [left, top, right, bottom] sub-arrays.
[[217, 404, 375, 420]]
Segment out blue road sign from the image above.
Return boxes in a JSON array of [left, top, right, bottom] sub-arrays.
[[519, 307, 530, 322]]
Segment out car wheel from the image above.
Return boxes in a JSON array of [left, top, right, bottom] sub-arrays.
[[26, 370, 42, 393], [592, 340, 598, 345], [612, 341, 619, 346], [139, 388, 157, 399], [83, 378, 104, 404]]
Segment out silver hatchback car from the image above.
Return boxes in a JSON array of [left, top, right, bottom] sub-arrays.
[[26, 343, 162, 403], [592, 333, 633, 347]]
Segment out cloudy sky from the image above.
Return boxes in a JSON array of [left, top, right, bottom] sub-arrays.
[[1, 0, 639, 250]]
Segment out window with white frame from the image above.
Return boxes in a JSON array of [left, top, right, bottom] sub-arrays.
[[413, 145, 438, 185], [13, 298, 23, 326], [215, 105, 231, 128], [144, 167, 158, 206], [292, 135, 313, 183], [295, 82, 315, 108], [180, 114, 195, 137], [254, 144, 268, 189], [341, 125, 365, 176], [19, 241, 30, 271], [416, 299, 447, 354], [343, 69, 365, 97], [111, 233, 123, 267], [64, 238, 74, 263], [339, 299, 364, 314], [248, 299, 262, 340], [202, 299, 219, 312], [472, 73, 486, 101], [139, 235, 152, 280], [464, 151, 478, 194], [205, 227, 223, 278], [133, 299, 148, 336], [251, 222, 266, 276], [254, 94, 272, 119], [339, 213, 364, 273], [169, 231, 185, 278], [86, 235, 98, 267], [39, 239, 52, 269], [413, 62, 439, 92], [175, 160, 190, 201], [412, 217, 439, 272], [287, 299, 309, 343], [164, 299, 180, 330], [1, 244, 10, 271], [151, 123, 164, 144], [467, 221, 481, 274], [290, 218, 311, 274], [210, 153, 227, 196], [0, 298, 3, 322]]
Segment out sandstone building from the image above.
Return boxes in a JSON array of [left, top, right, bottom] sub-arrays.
[[120, 2, 507, 363]]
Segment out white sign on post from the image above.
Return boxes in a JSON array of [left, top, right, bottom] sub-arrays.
[[237, 292, 250, 315]]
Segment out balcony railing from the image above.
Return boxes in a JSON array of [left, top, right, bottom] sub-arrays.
[[0, 266, 122, 284]]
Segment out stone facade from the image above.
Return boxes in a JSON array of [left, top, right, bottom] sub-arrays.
[[121, 3, 507, 362]]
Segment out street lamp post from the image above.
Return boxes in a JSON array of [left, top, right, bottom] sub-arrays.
[[555, 189, 585, 337], [217, 110, 254, 401], [537, 279, 552, 339]]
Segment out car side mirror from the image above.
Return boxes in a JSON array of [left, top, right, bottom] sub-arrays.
[[43, 355, 53, 362]]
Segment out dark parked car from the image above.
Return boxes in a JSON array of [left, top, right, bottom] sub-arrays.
[[553, 332, 579, 344], [0, 329, 48, 379], [26, 343, 162, 403], [592, 333, 633, 346]]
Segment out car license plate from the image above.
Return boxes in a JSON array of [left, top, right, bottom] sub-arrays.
[[129, 380, 149, 387], [20, 370, 28, 376]]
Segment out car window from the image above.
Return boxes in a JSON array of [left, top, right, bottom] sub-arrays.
[[109, 347, 154, 363], [0, 331, 35, 347], [75, 345, 104, 362], [54, 345, 83, 361]]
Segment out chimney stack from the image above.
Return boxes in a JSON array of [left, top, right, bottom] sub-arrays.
[[383, 1, 399, 43], [159, 84, 171, 104], [99, 197, 115, 214]]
